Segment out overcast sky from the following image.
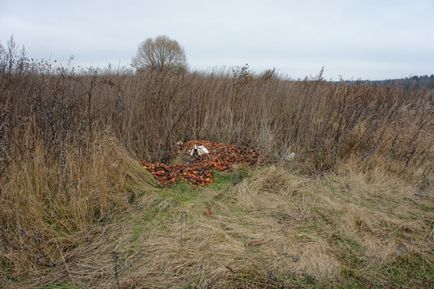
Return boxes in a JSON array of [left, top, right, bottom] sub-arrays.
[[1, 0, 433, 79]]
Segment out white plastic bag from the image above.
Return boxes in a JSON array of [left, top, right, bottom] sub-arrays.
[[190, 145, 209, 156]]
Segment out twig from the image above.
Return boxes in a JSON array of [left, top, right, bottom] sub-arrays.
[[111, 251, 121, 289], [180, 211, 187, 253]]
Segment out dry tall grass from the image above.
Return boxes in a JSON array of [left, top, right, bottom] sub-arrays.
[[0, 39, 433, 287], [1, 50, 432, 170], [6, 166, 433, 288]]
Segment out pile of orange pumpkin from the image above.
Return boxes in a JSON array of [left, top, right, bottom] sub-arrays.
[[142, 140, 259, 186]]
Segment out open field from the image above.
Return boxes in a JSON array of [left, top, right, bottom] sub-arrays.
[[1, 43, 433, 288], [2, 165, 434, 288]]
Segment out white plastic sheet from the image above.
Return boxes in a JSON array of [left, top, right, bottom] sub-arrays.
[[190, 145, 209, 156]]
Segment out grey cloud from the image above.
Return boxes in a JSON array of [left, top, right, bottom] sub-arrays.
[[0, 0, 433, 79]]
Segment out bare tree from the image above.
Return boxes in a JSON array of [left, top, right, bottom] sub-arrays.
[[132, 35, 187, 71]]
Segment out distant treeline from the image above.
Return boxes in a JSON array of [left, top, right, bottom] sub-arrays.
[[347, 74, 434, 89]]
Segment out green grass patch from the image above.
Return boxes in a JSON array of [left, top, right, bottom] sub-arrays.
[[420, 203, 434, 213], [160, 182, 200, 204], [382, 253, 434, 288], [336, 253, 434, 289], [210, 169, 248, 190], [0, 256, 12, 273], [329, 233, 366, 267], [130, 197, 172, 244]]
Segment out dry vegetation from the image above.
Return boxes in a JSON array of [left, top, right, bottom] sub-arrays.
[[0, 39, 433, 288]]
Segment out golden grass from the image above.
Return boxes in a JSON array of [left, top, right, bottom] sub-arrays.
[[0, 128, 157, 278], [3, 165, 432, 288]]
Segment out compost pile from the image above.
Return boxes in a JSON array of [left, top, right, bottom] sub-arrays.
[[142, 140, 259, 186]]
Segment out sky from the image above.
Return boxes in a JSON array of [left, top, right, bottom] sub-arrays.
[[1, 0, 433, 80]]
